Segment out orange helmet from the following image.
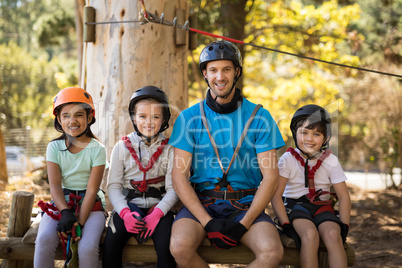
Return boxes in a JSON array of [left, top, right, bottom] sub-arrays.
[[53, 87, 95, 118]]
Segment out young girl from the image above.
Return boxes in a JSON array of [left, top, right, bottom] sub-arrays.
[[103, 86, 178, 268], [272, 104, 351, 268], [34, 87, 107, 268]]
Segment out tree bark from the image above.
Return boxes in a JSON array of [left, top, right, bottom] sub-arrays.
[[221, 0, 251, 90], [85, 0, 188, 150]]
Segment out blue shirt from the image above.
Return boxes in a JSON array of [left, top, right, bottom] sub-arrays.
[[169, 98, 285, 202]]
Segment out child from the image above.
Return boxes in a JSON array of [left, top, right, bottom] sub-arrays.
[[103, 86, 178, 268], [272, 104, 351, 268], [34, 87, 107, 268]]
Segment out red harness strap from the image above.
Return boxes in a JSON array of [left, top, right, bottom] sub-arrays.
[[287, 147, 336, 205], [37, 193, 83, 259], [122, 136, 169, 193]]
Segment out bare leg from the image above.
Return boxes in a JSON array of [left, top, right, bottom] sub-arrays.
[[240, 222, 283, 268], [293, 218, 320, 268], [318, 221, 347, 268], [170, 218, 209, 268]]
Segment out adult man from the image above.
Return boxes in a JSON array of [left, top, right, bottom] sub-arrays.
[[169, 40, 285, 267]]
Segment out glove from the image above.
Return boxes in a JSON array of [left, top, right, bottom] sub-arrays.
[[57, 209, 77, 235], [340, 222, 349, 243], [221, 221, 248, 241], [138, 207, 164, 243], [204, 219, 238, 249], [281, 222, 301, 251], [119, 207, 146, 234]]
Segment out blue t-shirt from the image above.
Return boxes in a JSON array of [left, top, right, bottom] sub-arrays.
[[169, 98, 285, 202]]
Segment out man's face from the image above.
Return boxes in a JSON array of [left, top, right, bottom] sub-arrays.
[[202, 60, 238, 101]]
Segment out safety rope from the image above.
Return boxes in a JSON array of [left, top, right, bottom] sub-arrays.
[[85, 5, 402, 79]]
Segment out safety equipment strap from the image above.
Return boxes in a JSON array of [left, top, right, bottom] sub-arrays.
[[287, 147, 336, 205], [199, 101, 261, 188], [122, 136, 169, 192]]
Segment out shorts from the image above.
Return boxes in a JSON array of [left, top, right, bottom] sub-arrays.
[[174, 197, 274, 226], [287, 201, 342, 227]]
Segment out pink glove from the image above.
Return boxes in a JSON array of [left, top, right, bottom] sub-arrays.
[[138, 207, 164, 243], [119, 207, 146, 234]]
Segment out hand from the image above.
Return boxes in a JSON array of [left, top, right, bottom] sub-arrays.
[[204, 219, 239, 249], [138, 207, 164, 243], [221, 221, 248, 241], [340, 222, 349, 243], [57, 209, 77, 237], [119, 207, 146, 234], [281, 222, 301, 251]]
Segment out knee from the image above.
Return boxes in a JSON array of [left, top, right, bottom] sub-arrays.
[[79, 242, 99, 257], [322, 227, 342, 244], [255, 239, 284, 265], [169, 236, 188, 259], [169, 235, 198, 264], [301, 228, 320, 248]]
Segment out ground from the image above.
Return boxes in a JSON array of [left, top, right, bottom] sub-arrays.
[[0, 171, 401, 267]]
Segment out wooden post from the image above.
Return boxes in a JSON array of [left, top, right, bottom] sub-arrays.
[[1, 191, 34, 268]]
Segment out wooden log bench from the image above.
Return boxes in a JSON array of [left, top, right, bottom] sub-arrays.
[[0, 191, 356, 267]]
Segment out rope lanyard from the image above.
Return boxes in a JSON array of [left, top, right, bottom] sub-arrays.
[[84, 4, 402, 79], [122, 136, 169, 192], [199, 101, 262, 188]]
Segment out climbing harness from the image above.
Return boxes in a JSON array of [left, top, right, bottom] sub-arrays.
[[122, 136, 168, 198], [83, 2, 402, 79], [196, 101, 261, 210], [287, 147, 337, 206], [38, 193, 83, 261]]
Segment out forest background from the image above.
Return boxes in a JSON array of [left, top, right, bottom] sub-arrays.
[[0, 1, 401, 267], [0, 0, 401, 187]]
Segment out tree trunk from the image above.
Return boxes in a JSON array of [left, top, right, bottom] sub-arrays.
[[85, 0, 188, 149], [221, 0, 250, 91], [0, 74, 7, 188]]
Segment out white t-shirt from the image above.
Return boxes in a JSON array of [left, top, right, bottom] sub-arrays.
[[278, 148, 347, 199]]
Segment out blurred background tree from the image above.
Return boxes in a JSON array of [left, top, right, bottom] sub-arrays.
[[0, 0, 400, 187]]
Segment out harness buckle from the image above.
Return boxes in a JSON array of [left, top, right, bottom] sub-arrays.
[[223, 190, 227, 200]]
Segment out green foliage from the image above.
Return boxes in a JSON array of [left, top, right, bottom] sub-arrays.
[[0, 42, 59, 129], [0, 0, 78, 131], [189, 0, 361, 144], [0, 0, 77, 58], [349, 0, 402, 64]]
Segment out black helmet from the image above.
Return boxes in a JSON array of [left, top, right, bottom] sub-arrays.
[[199, 40, 242, 74], [128, 86, 171, 134], [290, 104, 332, 151]]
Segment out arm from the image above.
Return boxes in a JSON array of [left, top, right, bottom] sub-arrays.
[[77, 165, 105, 226], [107, 142, 130, 214], [172, 147, 212, 227], [155, 146, 179, 214], [48, 161, 68, 211], [239, 149, 279, 229], [333, 181, 351, 225], [271, 176, 290, 225]]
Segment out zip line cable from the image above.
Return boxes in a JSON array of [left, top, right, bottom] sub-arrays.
[[86, 10, 402, 79]]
